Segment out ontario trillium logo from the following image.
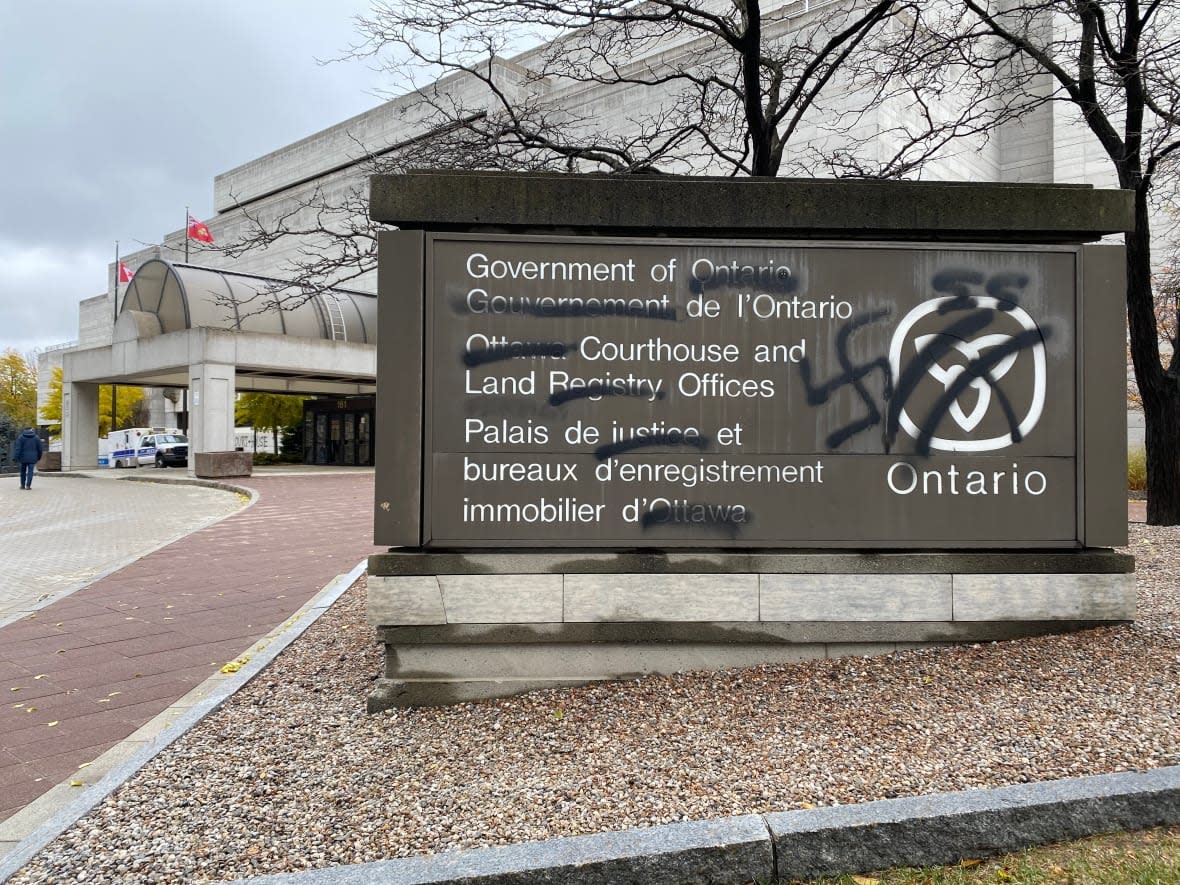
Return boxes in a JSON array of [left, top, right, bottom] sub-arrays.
[[888, 295, 1047, 452]]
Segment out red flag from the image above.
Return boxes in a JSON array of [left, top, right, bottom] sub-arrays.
[[187, 216, 215, 244], [118, 261, 134, 283]]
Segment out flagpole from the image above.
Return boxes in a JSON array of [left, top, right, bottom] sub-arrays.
[[111, 241, 119, 438], [182, 208, 189, 433]]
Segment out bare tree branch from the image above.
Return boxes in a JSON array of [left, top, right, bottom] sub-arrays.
[[940, 0, 1180, 521], [211, 0, 1180, 522]]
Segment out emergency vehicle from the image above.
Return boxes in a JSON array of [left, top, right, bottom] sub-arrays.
[[98, 427, 187, 468]]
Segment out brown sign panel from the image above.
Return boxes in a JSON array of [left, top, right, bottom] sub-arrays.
[[392, 233, 1088, 548]]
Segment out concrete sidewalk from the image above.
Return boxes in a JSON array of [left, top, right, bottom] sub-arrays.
[[0, 468, 382, 832]]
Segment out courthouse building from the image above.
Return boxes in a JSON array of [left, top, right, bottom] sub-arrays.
[[43, 0, 1129, 470]]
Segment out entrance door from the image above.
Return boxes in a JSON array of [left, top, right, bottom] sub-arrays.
[[315, 413, 328, 464], [342, 413, 356, 465], [358, 412, 372, 465], [329, 415, 342, 463]]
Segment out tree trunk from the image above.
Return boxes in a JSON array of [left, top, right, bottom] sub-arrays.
[[1143, 390, 1180, 524], [1125, 189, 1180, 524]]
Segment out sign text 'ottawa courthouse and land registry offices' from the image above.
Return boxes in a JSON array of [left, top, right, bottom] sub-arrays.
[[418, 233, 1079, 547]]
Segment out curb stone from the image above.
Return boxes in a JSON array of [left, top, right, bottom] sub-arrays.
[[0, 560, 368, 884], [228, 766, 1180, 885], [766, 765, 1180, 879], [229, 816, 774, 885]]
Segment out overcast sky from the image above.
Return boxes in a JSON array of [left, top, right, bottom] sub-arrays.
[[0, 1, 385, 357]]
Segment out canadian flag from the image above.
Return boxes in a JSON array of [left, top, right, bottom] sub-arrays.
[[187, 216, 215, 244], [118, 261, 134, 283]]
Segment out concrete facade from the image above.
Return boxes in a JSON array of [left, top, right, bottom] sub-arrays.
[[99, 5, 1152, 282]]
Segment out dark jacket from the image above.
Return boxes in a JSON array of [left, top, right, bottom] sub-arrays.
[[14, 429, 43, 464]]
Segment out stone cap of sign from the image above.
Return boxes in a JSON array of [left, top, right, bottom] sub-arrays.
[[369, 171, 1135, 243]]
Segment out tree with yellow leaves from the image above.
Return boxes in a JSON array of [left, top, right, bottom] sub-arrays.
[[39, 366, 148, 437], [39, 366, 63, 434], [0, 349, 37, 429], [235, 393, 306, 451]]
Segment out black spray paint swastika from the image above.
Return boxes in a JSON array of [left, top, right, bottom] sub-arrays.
[[795, 308, 894, 450]]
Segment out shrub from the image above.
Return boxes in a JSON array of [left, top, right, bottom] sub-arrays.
[[252, 450, 305, 466], [1128, 446, 1147, 491]]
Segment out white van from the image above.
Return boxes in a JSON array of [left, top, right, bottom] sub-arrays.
[[102, 427, 186, 468]]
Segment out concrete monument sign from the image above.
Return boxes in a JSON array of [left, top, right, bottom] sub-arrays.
[[366, 173, 1134, 709]]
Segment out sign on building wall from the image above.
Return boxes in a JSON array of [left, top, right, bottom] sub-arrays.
[[378, 232, 1119, 549]]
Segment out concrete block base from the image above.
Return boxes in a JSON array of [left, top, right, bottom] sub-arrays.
[[193, 451, 252, 478], [36, 452, 62, 472], [366, 550, 1134, 710]]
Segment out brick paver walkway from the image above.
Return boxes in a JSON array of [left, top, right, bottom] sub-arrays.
[[0, 472, 381, 821], [0, 476, 242, 625]]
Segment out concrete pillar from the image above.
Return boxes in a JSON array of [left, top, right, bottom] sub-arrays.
[[144, 387, 183, 429], [62, 382, 100, 470], [147, 387, 167, 428], [188, 363, 236, 463]]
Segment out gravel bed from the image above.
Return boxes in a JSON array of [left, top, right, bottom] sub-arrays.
[[11, 523, 1180, 884]]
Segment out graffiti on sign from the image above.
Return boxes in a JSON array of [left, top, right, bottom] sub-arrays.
[[421, 235, 1076, 546]]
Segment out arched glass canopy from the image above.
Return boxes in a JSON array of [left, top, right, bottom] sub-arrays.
[[119, 260, 377, 344]]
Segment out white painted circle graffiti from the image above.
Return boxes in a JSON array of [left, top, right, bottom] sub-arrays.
[[888, 296, 1047, 452]]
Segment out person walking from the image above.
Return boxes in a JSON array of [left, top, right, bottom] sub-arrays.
[[14, 427, 43, 490]]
